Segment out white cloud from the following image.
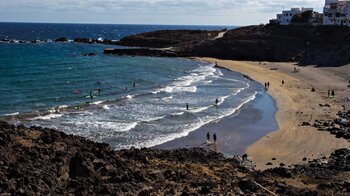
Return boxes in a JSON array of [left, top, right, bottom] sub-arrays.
[[0, 0, 325, 25]]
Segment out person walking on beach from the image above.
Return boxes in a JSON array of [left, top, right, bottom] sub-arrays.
[[206, 132, 210, 143], [186, 103, 189, 110], [267, 82, 270, 88], [264, 82, 267, 90], [282, 80, 285, 86], [213, 133, 217, 144], [331, 90, 335, 97]]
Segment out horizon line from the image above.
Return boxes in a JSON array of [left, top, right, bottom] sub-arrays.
[[0, 21, 242, 27]]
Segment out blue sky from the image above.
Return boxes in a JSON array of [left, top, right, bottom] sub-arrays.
[[0, 0, 324, 25]]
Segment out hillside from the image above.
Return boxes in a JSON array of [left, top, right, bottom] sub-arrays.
[[117, 29, 223, 48], [110, 25, 350, 66]]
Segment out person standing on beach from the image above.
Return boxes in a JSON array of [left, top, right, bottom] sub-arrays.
[[282, 80, 285, 86], [267, 82, 270, 88], [213, 133, 217, 144], [331, 90, 335, 97], [264, 82, 267, 90], [206, 132, 210, 143]]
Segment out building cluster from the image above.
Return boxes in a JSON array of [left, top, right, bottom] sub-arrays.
[[270, 0, 350, 27]]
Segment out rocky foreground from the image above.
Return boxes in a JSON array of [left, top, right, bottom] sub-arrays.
[[0, 121, 349, 195]]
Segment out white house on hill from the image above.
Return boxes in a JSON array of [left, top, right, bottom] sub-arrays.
[[276, 8, 314, 25], [323, 0, 350, 27]]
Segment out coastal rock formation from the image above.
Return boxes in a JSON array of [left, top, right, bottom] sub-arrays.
[[0, 121, 349, 195], [312, 110, 350, 140], [109, 25, 350, 66], [117, 29, 223, 48]]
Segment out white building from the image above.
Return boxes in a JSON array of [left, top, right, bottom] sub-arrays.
[[323, 0, 350, 27], [276, 8, 314, 25]]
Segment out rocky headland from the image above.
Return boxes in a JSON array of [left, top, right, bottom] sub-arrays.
[[0, 121, 349, 195], [105, 25, 350, 66], [5, 25, 350, 66]]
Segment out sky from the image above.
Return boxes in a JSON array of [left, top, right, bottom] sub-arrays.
[[0, 0, 324, 26]]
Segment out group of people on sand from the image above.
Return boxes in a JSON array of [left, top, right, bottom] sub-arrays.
[[206, 132, 217, 144], [328, 90, 335, 98], [264, 82, 270, 90], [293, 67, 300, 73], [264, 80, 286, 90]]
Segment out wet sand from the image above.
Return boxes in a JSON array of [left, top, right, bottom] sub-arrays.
[[199, 58, 350, 170]]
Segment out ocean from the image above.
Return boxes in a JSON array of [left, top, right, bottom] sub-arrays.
[[0, 23, 277, 152]]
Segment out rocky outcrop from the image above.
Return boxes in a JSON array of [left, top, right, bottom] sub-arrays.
[[117, 29, 223, 48], [305, 110, 350, 140], [0, 121, 349, 195], [109, 25, 350, 67], [104, 48, 179, 57]]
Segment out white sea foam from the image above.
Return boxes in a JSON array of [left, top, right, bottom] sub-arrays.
[[140, 115, 166, 123], [232, 88, 245, 96], [171, 112, 185, 116], [216, 69, 224, 76], [161, 96, 173, 100], [176, 86, 197, 93], [116, 122, 138, 132], [187, 106, 209, 113], [103, 105, 111, 110], [129, 92, 258, 149], [217, 95, 231, 106], [125, 95, 134, 99], [92, 101, 104, 105], [74, 121, 138, 133], [58, 105, 68, 109], [5, 112, 19, 116], [155, 64, 217, 95], [33, 113, 64, 120]]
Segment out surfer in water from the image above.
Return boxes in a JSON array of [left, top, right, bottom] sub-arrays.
[[133, 82, 136, 88], [186, 103, 189, 110], [89, 92, 94, 99], [215, 98, 219, 106]]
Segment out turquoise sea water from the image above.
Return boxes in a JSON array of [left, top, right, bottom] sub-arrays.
[[0, 23, 274, 150]]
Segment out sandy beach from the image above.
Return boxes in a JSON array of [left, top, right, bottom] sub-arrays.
[[199, 58, 350, 170]]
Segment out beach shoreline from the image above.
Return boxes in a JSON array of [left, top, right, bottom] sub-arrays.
[[198, 58, 349, 170]]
